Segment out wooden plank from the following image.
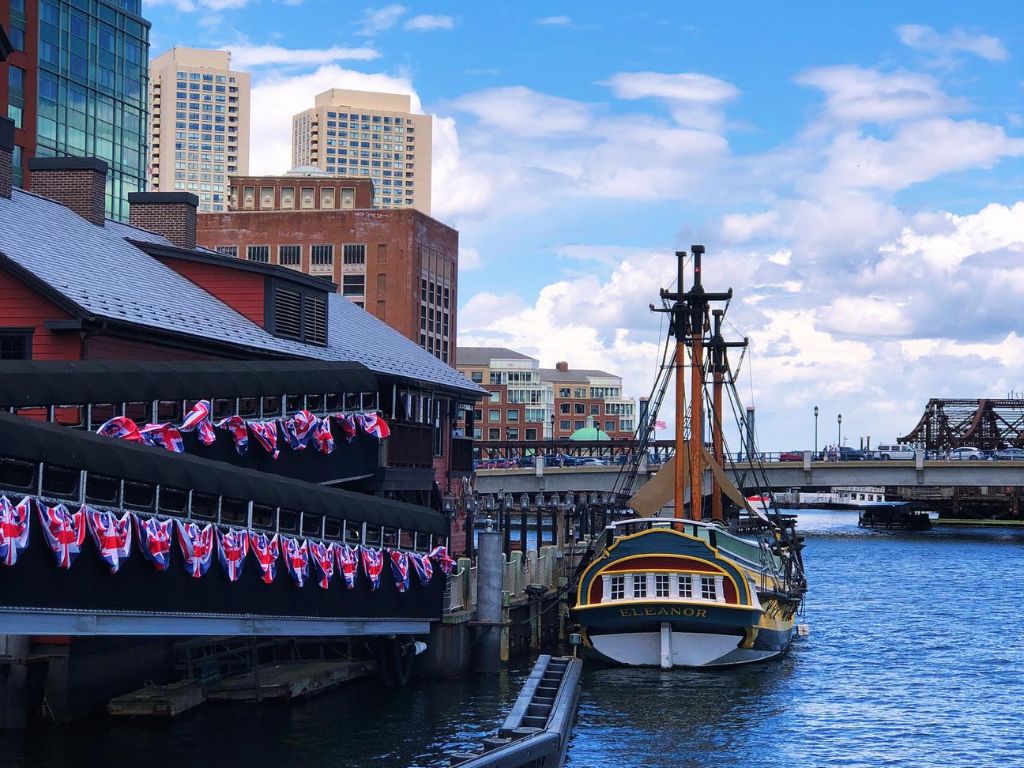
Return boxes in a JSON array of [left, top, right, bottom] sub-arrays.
[[108, 681, 206, 718], [206, 660, 376, 703]]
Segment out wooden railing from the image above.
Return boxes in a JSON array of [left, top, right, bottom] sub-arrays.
[[385, 423, 435, 468], [451, 436, 475, 473]]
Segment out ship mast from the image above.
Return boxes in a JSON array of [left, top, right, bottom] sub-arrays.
[[658, 246, 731, 520], [709, 308, 748, 520]]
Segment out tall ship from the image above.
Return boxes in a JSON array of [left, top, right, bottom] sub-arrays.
[[572, 246, 807, 668]]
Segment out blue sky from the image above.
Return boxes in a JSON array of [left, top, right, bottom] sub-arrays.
[[146, 1, 1024, 451]]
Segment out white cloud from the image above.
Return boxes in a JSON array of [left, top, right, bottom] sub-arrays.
[[450, 86, 594, 137], [721, 211, 780, 243], [459, 246, 482, 271], [146, 0, 262, 11], [357, 4, 406, 36], [227, 44, 380, 68], [537, 16, 571, 26], [405, 14, 454, 31], [796, 65, 956, 124], [822, 118, 1024, 191], [897, 24, 1009, 63], [604, 71, 739, 104]]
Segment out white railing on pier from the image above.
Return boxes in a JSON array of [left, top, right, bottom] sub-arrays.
[[444, 546, 566, 615]]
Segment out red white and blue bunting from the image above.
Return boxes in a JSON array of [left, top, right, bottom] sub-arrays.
[[0, 497, 452, 595], [95, 404, 390, 460]]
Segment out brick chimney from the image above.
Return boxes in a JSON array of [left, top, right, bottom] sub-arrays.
[[128, 192, 199, 250], [556, 361, 569, 372], [0, 117, 13, 199], [27, 157, 108, 225]]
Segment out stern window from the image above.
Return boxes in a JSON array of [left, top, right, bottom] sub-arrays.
[[631, 574, 647, 599], [609, 575, 625, 601], [655, 574, 670, 598]]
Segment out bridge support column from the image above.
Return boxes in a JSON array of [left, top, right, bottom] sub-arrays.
[[475, 531, 503, 674]]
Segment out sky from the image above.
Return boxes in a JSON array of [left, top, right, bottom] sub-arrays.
[[144, 0, 1024, 451]]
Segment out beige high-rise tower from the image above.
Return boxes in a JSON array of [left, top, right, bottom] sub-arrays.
[[292, 89, 432, 214], [148, 47, 251, 213]]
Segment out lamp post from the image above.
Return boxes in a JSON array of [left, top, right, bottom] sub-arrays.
[[837, 413, 843, 451], [814, 405, 819, 457]]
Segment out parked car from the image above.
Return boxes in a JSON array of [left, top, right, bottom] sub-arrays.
[[516, 456, 536, 468], [779, 450, 804, 462], [992, 447, 1024, 461], [576, 457, 609, 467], [838, 446, 868, 461], [948, 446, 986, 461], [875, 443, 916, 460]]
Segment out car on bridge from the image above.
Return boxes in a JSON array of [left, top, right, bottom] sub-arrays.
[[875, 444, 916, 460], [992, 447, 1024, 461], [948, 447, 987, 461], [779, 450, 804, 462], [821, 446, 868, 461]]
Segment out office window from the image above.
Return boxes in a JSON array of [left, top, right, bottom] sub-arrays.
[[506, 410, 519, 422], [279, 245, 301, 266], [246, 245, 270, 263], [311, 244, 334, 266], [489, 391, 500, 403], [560, 403, 570, 414], [343, 244, 366, 265], [470, 371, 483, 383], [525, 428, 538, 441], [559, 420, 570, 431], [342, 274, 365, 296], [507, 428, 519, 440], [488, 428, 500, 440], [215, 245, 237, 258]]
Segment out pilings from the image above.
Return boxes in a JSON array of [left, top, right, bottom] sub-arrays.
[[475, 531, 504, 674]]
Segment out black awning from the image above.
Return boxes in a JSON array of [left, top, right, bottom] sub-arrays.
[[0, 412, 447, 535], [0, 360, 378, 408]]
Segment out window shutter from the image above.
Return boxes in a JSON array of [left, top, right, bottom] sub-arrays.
[[303, 295, 327, 345], [274, 288, 302, 339]]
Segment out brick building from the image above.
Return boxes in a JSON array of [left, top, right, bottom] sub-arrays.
[[196, 168, 457, 365], [0, 124, 482, 548], [456, 347, 636, 442]]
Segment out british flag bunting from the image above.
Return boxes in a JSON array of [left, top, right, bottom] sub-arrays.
[[217, 526, 249, 582], [37, 501, 86, 569], [409, 552, 434, 586], [281, 535, 309, 587], [176, 520, 215, 578], [308, 539, 335, 589], [249, 531, 280, 584], [86, 508, 132, 573], [0, 496, 31, 567], [389, 549, 410, 592], [428, 545, 456, 576], [135, 514, 174, 572], [336, 543, 360, 589], [180, 400, 216, 445], [361, 545, 384, 590]]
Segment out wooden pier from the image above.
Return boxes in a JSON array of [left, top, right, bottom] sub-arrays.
[[206, 660, 375, 703]]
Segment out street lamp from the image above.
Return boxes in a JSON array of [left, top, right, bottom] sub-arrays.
[[814, 405, 819, 456], [837, 413, 842, 449]]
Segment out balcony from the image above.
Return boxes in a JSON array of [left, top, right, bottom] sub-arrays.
[[386, 423, 434, 469]]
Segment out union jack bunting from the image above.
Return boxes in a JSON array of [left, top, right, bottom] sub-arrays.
[[389, 549, 410, 593], [217, 526, 249, 582], [249, 421, 280, 459], [311, 418, 335, 454], [428, 545, 456, 576], [308, 540, 335, 589], [37, 502, 86, 569], [135, 514, 173, 571], [283, 410, 317, 451], [336, 543, 360, 589], [332, 413, 358, 443], [86, 509, 132, 574], [96, 416, 144, 443], [139, 423, 185, 453], [216, 415, 249, 454], [358, 412, 391, 440], [249, 531, 280, 584], [0, 496, 31, 566], [361, 545, 385, 590], [176, 520, 215, 578], [409, 552, 433, 586], [282, 536, 309, 587], [180, 400, 216, 446]]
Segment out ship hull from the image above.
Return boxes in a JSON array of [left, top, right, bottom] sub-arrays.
[[584, 625, 794, 668]]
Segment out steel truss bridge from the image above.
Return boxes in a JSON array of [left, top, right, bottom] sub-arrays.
[[900, 399, 1024, 451]]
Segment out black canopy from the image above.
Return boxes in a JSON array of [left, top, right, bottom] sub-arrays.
[[0, 412, 447, 535], [0, 360, 378, 407]]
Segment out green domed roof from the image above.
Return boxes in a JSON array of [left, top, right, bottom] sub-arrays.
[[569, 426, 611, 441]]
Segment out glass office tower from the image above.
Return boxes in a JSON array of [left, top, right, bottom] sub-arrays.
[[34, 0, 150, 220]]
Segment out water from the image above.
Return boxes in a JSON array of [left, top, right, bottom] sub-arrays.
[[1, 510, 1021, 767]]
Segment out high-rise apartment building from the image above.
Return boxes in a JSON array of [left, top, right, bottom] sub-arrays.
[[291, 88, 432, 214], [0, 0, 150, 220], [148, 47, 250, 212]]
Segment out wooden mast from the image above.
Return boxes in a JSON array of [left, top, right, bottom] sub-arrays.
[[710, 309, 725, 521], [672, 251, 686, 520], [688, 246, 705, 520]]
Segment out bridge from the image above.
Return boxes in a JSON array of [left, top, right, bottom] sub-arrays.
[[475, 455, 1024, 496]]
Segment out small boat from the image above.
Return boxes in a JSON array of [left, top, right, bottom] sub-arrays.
[[572, 246, 807, 668]]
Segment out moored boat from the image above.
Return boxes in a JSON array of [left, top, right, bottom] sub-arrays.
[[572, 245, 807, 668]]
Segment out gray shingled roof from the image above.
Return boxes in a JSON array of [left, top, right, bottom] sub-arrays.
[[539, 368, 618, 382], [456, 346, 536, 366], [0, 189, 483, 398]]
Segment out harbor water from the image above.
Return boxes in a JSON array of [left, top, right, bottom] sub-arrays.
[[1, 510, 1021, 767]]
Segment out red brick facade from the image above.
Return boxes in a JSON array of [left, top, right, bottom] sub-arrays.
[[228, 175, 375, 212], [128, 193, 199, 250], [197, 206, 458, 365]]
